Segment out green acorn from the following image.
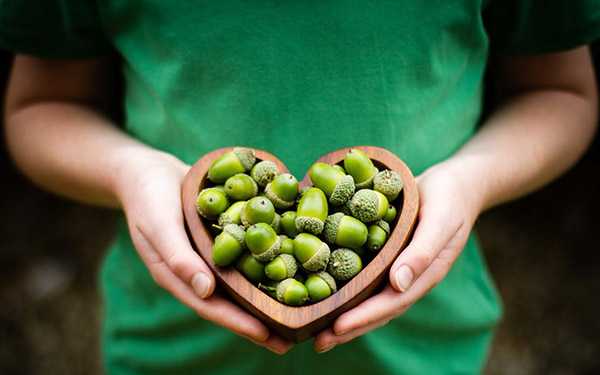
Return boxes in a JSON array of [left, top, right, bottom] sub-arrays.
[[332, 164, 346, 174], [323, 213, 368, 250], [245, 223, 281, 262], [295, 188, 328, 235], [271, 212, 282, 233], [208, 148, 256, 184], [250, 160, 279, 188], [236, 252, 265, 282], [265, 173, 299, 209], [308, 162, 355, 206], [305, 272, 337, 302], [196, 187, 230, 220], [276, 278, 309, 306], [212, 224, 245, 266], [384, 205, 397, 223], [224, 173, 258, 201], [343, 149, 378, 189], [293, 233, 330, 272], [349, 189, 389, 223], [366, 220, 390, 252], [217, 200, 246, 227], [280, 211, 299, 238], [279, 235, 295, 255], [373, 170, 403, 202], [241, 196, 275, 227], [265, 254, 298, 281], [327, 248, 363, 282]]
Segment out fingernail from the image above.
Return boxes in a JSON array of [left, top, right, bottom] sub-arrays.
[[395, 265, 413, 292], [192, 272, 211, 298], [317, 344, 335, 354]]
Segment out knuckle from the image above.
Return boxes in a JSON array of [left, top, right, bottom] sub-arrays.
[[166, 252, 190, 277], [412, 251, 433, 271]]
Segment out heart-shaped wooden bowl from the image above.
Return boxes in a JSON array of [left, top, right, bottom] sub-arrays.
[[182, 146, 419, 342]]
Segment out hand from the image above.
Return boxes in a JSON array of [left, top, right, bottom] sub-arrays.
[[114, 149, 293, 354], [314, 160, 482, 353]]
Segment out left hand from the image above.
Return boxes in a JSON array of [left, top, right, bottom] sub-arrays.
[[314, 160, 483, 353]]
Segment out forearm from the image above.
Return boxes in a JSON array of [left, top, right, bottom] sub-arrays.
[[4, 101, 169, 208], [445, 86, 597, 214]]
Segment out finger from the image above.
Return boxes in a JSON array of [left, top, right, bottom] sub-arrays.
[[335, 249, 456, 335], [388, 203, 463, 293], [130, 225, 269, 343], [138, 218, 216, 299], [149, 256, 271, 343], [248, 334, 295, 355], [314, 319, 391, 353]]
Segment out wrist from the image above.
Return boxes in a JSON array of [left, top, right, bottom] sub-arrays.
[[109, 146, 187, 208]]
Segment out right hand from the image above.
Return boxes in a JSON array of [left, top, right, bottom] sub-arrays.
[[113, 148, 293, 354]]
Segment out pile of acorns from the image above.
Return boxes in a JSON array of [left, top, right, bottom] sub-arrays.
[[196, 147, 403, 306]]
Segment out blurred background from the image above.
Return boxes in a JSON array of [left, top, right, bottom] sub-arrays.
[[1, 45, 599, 375]]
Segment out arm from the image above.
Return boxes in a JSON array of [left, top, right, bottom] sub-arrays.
[[3, 55, 291, 354], [314, 46, 598, 352]]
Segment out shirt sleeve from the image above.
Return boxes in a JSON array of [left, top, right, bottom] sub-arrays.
[[0, 0, 112, 58], [484, 0, 600, 55]]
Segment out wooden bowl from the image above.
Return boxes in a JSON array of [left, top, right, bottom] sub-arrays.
[[182, 146, 419, 342]]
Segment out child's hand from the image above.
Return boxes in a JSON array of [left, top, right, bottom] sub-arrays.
[[114, 150, 293, 354], [314, 161, 481, 353]]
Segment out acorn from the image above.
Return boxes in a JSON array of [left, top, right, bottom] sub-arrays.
[[196, 187, 230, 220], [384, 205, 397, 223], [373, 170, 403, 202], [332, 164, 346, 174], [265, 173, 299, 209], [349, 189, 389, 223], [295, 188, 328, 235], [212, 224, 246, 266], [208, 147, 256, 184], [327, 248, 363, 282], [280, 211, 299, 238], [217, 200, 246, 227], [323, 213, 368, 250], [245, 223, 281, 262], [241, 196, 275, 227], [305, 272, 337, 302], [250, 160, 279, 188], [265, 254, 298, 281], [224, 173, 258, 201], [343, 149, 378, 189], [235, 252, 265, 283], [293, 233, 330, 272], [279, 235, 295, 255], [366, 220, 390, 253], [275, 278, 309, 306], [271, 212, 282, 233], [308, 162, 355, 206]]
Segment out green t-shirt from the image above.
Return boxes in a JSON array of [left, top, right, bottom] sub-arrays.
[[2, 1, 599, 373]]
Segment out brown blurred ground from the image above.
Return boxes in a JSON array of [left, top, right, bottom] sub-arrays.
[[1, 48, 599, 374]]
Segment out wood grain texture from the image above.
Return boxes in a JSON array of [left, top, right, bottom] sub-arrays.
[[182, 146, 419, 342]]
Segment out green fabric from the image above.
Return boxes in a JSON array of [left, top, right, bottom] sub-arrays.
[[1, 1, 600, 374]]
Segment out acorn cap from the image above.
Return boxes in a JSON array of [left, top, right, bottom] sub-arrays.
[[349, 189, 388, 223], [295, 216, 324, 235], [327, 248, 363, 281], [323, 213, 344, 245], [218, 201, 246, 227], [250, 160, 279, 188], [233, 147, 256, 171], [316, 271, 337, 293], [222, 224, 246, 247], [253, 234, 281, 263], [375, 220, 390, 234], [373, 170, 403, 201], [302, 241, 331, 272], [329, 174, 355, 206], [265, 182, 295, 209]]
